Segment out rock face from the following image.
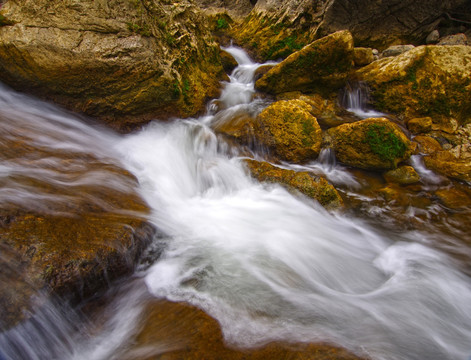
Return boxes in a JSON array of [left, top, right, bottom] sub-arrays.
[[255, 31, 354, 96], [356, 45, 471, 126], [326, 118, 412, 170], [253, 100, 323, 163], [234, 0, 468, 60], [0, 0, 225, 130], [245, 160, 343, 209]]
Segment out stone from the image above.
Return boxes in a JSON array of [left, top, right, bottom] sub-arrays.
[[0, 0, 225, 130], [325, 117, 412, 170], [381, 45, 415, 58], [220, 49, 238, 73], [407, 117, 433, 134], [255, 31, 354, 96], [353, 47, 375, 66], [424, 149, 471, 182], [437, 33, 468, 45], [252, 100, 323, 163], [384, 165, 420, 185], [413, 135, 443, 155], [245, 159, 343, 209], [356, 45, 471, 126], [426, 30, 440, 44], [194, 0, 255, 19]]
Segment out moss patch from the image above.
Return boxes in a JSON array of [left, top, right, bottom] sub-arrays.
[[365, 124, 408, 164]]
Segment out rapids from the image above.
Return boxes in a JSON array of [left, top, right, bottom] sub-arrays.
[[1, 46, 471, 360]]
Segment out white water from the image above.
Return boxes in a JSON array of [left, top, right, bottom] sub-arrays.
[[343, 84, 385, 119], [1, 47, 471, 360]]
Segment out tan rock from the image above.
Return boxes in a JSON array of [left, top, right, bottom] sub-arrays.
[[0, 0, 224, 130], [353, 47, 375, 66], [326, 117, 412, 170], [255, 31, 354, 96], [424, 150, 471, 182], [407, 117, 433, 134], [253, 100, 323, 163], [245, 159, 343, 209], [413, 135, 443, 154]]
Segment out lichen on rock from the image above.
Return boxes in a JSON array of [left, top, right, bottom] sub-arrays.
[[255, 31, 354, 96], [252, 99, 323, 163]]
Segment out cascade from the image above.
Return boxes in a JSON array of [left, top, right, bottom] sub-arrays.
[[0, 47, 470, 360]]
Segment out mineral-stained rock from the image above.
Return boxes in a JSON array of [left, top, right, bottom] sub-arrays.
[[252, 100, 323, 163], [381, 45, 415, 58], [0, 0, 225, 131], [255, 31, 354, 96], [325, 117, 412, 170], [245, 159, 343, 209], [384, 165, 420, 185], [356, 45, 471, 126], [193, 0, 255, 19], [437, 33, 468, 45]]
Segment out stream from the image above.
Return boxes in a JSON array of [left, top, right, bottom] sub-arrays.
[[1, 46, 471, 360]]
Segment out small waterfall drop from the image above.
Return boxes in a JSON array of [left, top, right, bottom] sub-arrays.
[[342, 83, 385, 119]]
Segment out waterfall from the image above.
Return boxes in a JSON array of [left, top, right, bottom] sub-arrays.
[[341, 83, 385, 119], [1, 47, 471, 360]]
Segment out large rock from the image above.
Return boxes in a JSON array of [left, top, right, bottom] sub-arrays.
[[252, 100, 323, 163], [325, 118, 412, 170], [0, 111, 155, 328], [424, 146, 471, 182], [356, 45, 471, 126], [245, 159, 343, 209], [255, 31, 354, 96], [0, 0, 225, 131], [233, 0, 468, 60]]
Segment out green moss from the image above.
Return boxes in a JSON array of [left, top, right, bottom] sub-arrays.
[[263, 35, 306, 60], [126, 22, 151, 37], [365, 124, 407, 164], [216, 18, 229, 29]]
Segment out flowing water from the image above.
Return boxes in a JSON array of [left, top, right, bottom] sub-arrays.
[[1, 46, 471, 360]]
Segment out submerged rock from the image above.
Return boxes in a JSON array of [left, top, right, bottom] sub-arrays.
[[356, 45, 471, 126], [384, 166, 420, 185], [255, 31, 354, 96], [325, 118, 412, 170], [0, 0, 225, 130], [245, 159, 343, 209], [252, 100, 323, 163]]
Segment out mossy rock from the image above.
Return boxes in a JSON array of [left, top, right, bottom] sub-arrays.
[[326, 117, 412, 170], [253, 100, 322, 163], [413, 135, 443, 155], [245, 159, 343, 210], [255, 31, 354, 96], [356, 45, 471, 126], [407, 117, 433, 134]]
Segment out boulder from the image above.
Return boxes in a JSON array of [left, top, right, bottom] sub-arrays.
[[245, 160, 343, 209], [325, 117, 412, 170], [426, 30, 440, 44], [252, 100, 323, 163], [383, 165, 420, 185], [356, 45, 471, 126], [255, 31, 354, 96], [437, 33, 468, 45], [0, 0, 225, 131]]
